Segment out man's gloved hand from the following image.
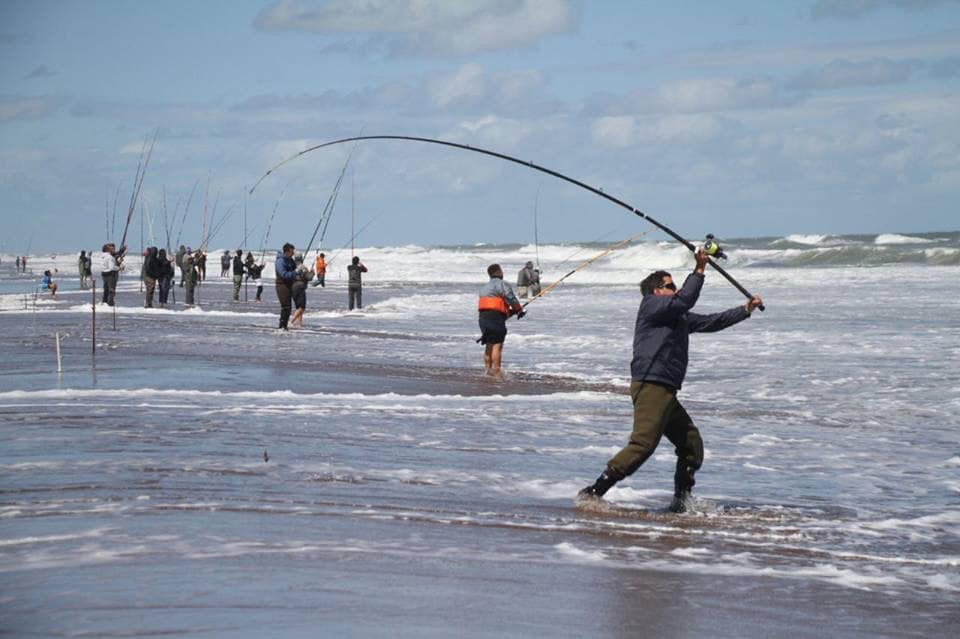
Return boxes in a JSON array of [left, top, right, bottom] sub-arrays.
[[516, 310, 526, 319]]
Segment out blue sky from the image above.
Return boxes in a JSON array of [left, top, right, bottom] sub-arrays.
[[1, 0, 958, 252]]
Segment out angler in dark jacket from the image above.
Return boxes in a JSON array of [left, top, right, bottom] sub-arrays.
[[156, 249, 174, 307], [143, 246, 162, 308], [347, 256, 368, 310], [182, 252, 198, 306], [275, 243, 297, 329], [579, 249, 763, 512], [231, 249, 245, 301], [245, 252, 264, 302], [175, 245, 186, 287]]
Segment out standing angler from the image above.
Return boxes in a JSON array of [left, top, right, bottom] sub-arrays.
[[231, 249, 245, 302], [578, 249, 763, 512], [175, 245, 186, 287], [97, 243, 125, 307], [347, 255, 367, 310], [275, 243, 297, 330], [221, 251, 231, 278], [182, 252, 199, 306], [78, 250, 89, 289], [477, 263, 525, 379]]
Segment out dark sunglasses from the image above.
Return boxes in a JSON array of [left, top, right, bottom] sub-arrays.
[[657, 282, 677, 291]]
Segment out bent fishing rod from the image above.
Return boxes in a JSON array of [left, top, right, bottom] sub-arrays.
[[251, 135, 763, 310]]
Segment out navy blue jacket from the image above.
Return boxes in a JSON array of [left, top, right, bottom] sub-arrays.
[[630, 272, 750, 390], [275, 253, 297, 283]]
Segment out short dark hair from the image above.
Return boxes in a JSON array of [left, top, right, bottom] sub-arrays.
[[487, 263, 502, 278], [236, 249, 242, 256], [282, 243, 295, 253], [640, 270, 671, 295]]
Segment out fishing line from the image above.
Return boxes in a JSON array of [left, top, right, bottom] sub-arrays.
[[522, 229, 653, 308]]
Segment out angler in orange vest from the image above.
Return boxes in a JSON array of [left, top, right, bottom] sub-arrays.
[[477, 263, 525, 378], [312, 252, 327, 287]]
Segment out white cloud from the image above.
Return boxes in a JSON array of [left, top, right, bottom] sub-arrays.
[[811, 0, 957, 21], [0, 95, 62, 122], [590, 116, 636, 147], [651, 76, 782, 112], [254, 0, 575, 56], [790, 57, 920, 89], [427, 63, 486, 109]]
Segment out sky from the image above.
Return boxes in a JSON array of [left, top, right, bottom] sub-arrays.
[[1, 0, 959, 252]]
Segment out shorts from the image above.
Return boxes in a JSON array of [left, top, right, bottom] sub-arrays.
[[293, 287, 306, 310], [478, 310, 507, 345]]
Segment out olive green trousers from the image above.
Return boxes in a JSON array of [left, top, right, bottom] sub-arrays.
[[606, 381, 704, 490]]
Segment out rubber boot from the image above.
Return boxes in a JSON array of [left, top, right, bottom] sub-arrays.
[[669, 463, 696, 513], [578, 470, 619, 500]]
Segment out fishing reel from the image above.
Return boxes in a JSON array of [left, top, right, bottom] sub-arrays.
[[702, 234, 727, 260]]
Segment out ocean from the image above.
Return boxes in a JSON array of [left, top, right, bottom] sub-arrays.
[[1, 231, 958, 637]]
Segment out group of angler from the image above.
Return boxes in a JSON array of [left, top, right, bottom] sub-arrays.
[[168, 247, 266, 307], [273, 243, 366, 330], [13, 256, 29, 273]]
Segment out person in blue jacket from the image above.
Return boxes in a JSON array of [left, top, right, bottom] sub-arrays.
[[579, 249, 763, 512], [274, 243, 298, 330], [40, 270, 58, 298]]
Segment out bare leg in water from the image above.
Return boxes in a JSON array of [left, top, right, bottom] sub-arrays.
[[484, 343, 504, 379]]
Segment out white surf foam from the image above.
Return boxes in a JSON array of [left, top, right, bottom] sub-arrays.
[[874, 233, 933, 245]]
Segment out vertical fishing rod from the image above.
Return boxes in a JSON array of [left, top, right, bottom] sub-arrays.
[[199, 177, 210, 253], [205, 202, 236, 248], [118, 128, 158, 251], [533, 183, 542, 271], [303, 141, 358, 257], [111, 183, 121, 241], [326, 211, 384, 267], [522, 229, 652, 309], [258, 179, 296, 265], [161, 188, 173, 253], [144, 198, 156, 247], [174, 179, 199, 250], [139, 203, 144, 293], [243, 193, 248, 301], [350, 172, 355, 258]]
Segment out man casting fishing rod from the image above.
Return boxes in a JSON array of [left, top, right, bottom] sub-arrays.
[[579, 248, 763, 513]]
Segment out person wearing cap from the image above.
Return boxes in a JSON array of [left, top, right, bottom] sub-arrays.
[[517, 261, 538, 299], [477, 263, 524, 379], [275, 243, 298, 330], [347, 256, 368, 310]]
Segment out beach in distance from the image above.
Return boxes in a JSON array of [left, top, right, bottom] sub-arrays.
[[1, 233, 958, 638]]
